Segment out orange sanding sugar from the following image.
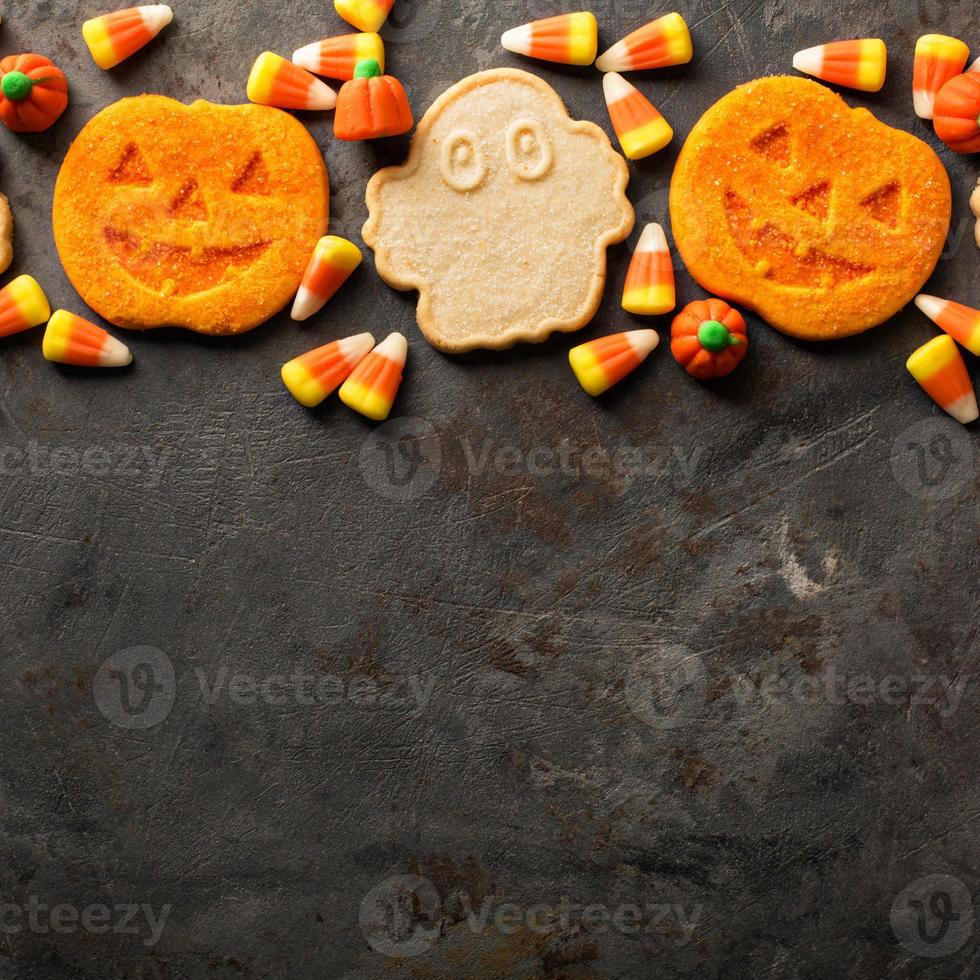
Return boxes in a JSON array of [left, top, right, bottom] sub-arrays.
[[52, 95, 329, 336], [669, 76, 951, 341]]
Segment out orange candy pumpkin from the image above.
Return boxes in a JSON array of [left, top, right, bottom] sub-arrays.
[[933, 72, 980, 155], [334, 59, 413, 141], [0, 53, 68, 133], [671, 298, 748, 380]]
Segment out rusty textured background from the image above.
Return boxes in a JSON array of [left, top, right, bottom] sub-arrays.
[[0, 0, 977, 977]]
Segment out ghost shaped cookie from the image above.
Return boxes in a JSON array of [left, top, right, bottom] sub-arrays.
[[363, 69, 634, 353]]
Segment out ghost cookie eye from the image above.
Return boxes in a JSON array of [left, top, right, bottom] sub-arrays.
[[505, 119, 553, 181], [440, 130, 488, 192]]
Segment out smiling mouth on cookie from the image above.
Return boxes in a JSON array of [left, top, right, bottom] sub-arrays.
[[724, 192, 874, 289], [103, 227, 271, 297]]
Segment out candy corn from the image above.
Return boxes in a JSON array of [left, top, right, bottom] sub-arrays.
[[42, 311, 132, 367], [913, 34, 970, 119], [334, 0, 394, 34], [569, 330, 660, 396], [906, 335, 978, 424], [501, 12, 598, 67], [969, 57, 980, 73], [281, 333, 375, 408], [0, 276, 50, 338], [915, 295, 980, 357], [792, 39, 887, 92], [603, 73, 672, 160], [292, 236, 364, 321], [82, 5, 173, 70], [292, 32, 385, 80], [595, 13, 693, 73], [339, 332, 407, 421], [247, 53, 337, 111], [622, 224, 675, 315]]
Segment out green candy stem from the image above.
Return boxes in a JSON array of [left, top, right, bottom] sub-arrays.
[[698, 319, 743, 352], [354, 59, 382, 80], [1, 71, 34, 103]]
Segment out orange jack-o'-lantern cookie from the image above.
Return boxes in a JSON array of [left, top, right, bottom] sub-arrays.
[[670, 77, 951, 341], [53, 96, 329, 335]]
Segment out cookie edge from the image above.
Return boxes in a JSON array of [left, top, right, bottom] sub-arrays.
[[669, 76, 952, 342], [52, 95, 330, 337], [363, 68, 635, 354]]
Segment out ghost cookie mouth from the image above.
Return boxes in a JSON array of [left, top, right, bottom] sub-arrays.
[[363, 68, 634, 353]]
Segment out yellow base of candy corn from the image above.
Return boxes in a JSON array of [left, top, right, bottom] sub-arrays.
[[568, 349, 610, 397], [567, 13, 599, 66], [619, 118, 673, 160], [623, 284, 675, 316], [281, 361, 325, 408], [8, 275, 51, 327], [339, 381, 393, 421], [82, 20, 117, 70], [335, 0, 389, 33]]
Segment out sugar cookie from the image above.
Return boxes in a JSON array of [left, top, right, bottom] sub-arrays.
[[364, 68, 634, 352], [670, 76, 951, 341], [53, 96, 329, 335]]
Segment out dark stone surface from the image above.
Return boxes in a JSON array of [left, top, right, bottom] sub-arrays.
[[0, 1, 977, 977]]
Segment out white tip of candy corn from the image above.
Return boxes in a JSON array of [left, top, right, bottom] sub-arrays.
[[340, 332, 377, 362], [142, 5, 174, 32], [292, 41, 321, 73], [375, 332, 408, 366], [308, 77, 338, 111], [595, 41, 629, 73], [602, 71, 634, 104], [914, 294, 945, 323], [791, 45, 823, 78], [949, 391, 979, 424], [970, 57, 980, 73], [501, 24, 534, 57], [913, 90, 936, 119], [291, 287, 321, 322], [102, 334, 134, 367], [626, 329, 660, 359], [636, 222, 669, 255]]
